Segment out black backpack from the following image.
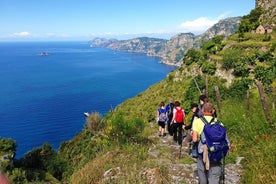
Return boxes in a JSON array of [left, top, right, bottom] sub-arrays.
[[167, 103, 174, 117]]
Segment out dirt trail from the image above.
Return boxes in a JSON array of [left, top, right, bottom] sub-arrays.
[[147, 133, 243, 184]]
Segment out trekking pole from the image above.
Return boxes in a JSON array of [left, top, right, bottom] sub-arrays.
[[179, 141, 182, 159], [179, 128, 186, 159], [179, 128, 183, 159], [221, 154, 225, 184]]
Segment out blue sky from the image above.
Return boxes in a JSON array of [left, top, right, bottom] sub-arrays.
[[0, 0, 256, 41]]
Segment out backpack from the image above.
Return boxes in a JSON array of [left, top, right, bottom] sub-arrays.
[[200, 116, 229, 162], [175, 108, 184, 123], [158, 108, 167, 122], [167, 103, 174, 117]]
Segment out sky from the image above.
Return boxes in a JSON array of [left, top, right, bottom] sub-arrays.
[[0, 0, 256, 41]]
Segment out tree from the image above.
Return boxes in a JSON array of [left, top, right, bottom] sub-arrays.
[[183, 48, 203, 65], [222, 49, 243, 70], [237, 7, 263, 33], [0, 138, 16, 153]]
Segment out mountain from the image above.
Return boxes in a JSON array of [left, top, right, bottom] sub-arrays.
[[90, 17, 241, 66], [2, 1, 276, 183]]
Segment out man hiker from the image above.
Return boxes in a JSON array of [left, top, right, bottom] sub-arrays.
[[192, 102, 230, 184], [165, 98, 174, 136], [183, 103, 199, 149]]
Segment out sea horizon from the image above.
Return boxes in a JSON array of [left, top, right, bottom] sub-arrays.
[[0, 41, 177, 158]]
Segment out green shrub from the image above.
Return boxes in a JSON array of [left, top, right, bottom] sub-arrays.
[[7, 168, 28, 184], [107, 111, 145, 144], [201, 62, 217, 75], [0, 138, 16, 154], [222, 49, 243, 70], [226, 79, 252, 99]]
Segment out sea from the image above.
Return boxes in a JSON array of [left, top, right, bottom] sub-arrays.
[[0, 41, 177, 158]]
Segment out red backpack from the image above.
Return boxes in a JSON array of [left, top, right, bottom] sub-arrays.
[[175, 108, 184, 123]]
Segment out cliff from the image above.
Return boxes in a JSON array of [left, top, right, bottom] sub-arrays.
[[256, 0, 276, 24], [90, 17, 241, 66]]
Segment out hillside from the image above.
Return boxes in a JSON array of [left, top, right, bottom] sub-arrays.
[[1, 2, 276, 184], [90, 17, 241, 66], [59, 7, 275, 183], [58, 28, 276, 183], [58, 6, 276, 183]]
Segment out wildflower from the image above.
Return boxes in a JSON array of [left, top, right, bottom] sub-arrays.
[[230, 145, 236, 151], [263, 135, 269, 139], [255, 137, 260, 141]]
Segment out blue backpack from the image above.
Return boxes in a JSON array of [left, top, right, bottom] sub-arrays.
[[200, 116, 229, 162], [158, 108, 167, 122]]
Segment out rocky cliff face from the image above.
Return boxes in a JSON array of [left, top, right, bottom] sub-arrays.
[[256, 0, 276, 24], [90, 17, 241, 66]]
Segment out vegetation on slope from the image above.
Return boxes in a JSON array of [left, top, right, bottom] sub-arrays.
[[1, 6, 275, 184]]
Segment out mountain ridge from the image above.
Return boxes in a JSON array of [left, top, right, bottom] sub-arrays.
[[90, 17, 241, 66]]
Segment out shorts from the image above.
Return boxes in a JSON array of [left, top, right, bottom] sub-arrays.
[[158, 121, 165, 128]]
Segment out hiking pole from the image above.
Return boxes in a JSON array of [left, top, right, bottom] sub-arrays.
[[179, 128, 186, 159], [179, 142, 182, 159], [220, 154, 225, 184], [179, 129, 183, 159]]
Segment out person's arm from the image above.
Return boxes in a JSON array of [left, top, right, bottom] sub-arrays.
[[192, 119, 199, 142], [192, 130, 198, 142]]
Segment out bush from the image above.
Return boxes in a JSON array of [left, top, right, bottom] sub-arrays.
[[226, 79, 252, 99], [201, 62, 216, 75], [86, 111, 102, 133], [232, 63, 250, 77], [222, 49, 243, 70], [0, 138, 16, 154], [183, 48, 203, 66], [107, 111, 145, 144], [7, 168, 27, 184]]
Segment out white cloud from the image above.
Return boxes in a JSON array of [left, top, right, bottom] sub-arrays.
[[13, 31, 30, 37], [178, 17, 218, 33], [176, 13, 230, 34]]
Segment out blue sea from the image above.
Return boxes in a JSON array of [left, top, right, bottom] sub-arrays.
[[0, 41, 176, 158]]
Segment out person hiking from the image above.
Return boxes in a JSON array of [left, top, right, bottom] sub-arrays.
[[157, 102, 167, 137], [183, 103, 199, 149], [198, 94, 217, 118], [165, 98, 174, 136], [170, 101, 185, 145], [192, 102, 230, 184]]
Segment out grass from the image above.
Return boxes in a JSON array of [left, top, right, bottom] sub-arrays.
[[64, 69, 276, 183]]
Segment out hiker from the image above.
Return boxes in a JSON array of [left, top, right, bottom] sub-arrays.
[[192, 102, 229, 184], [165, 98, 174, 136], [157, 102, 167, 137], [183, 103, 199, 149], [198, 94, 217, 118], [170, 101, 185, 145]]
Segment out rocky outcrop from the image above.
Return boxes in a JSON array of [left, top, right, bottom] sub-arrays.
[[256, 0, 276, 24]]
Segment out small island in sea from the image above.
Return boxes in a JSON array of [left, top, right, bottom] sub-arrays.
[[38, 52, 50, 56]]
